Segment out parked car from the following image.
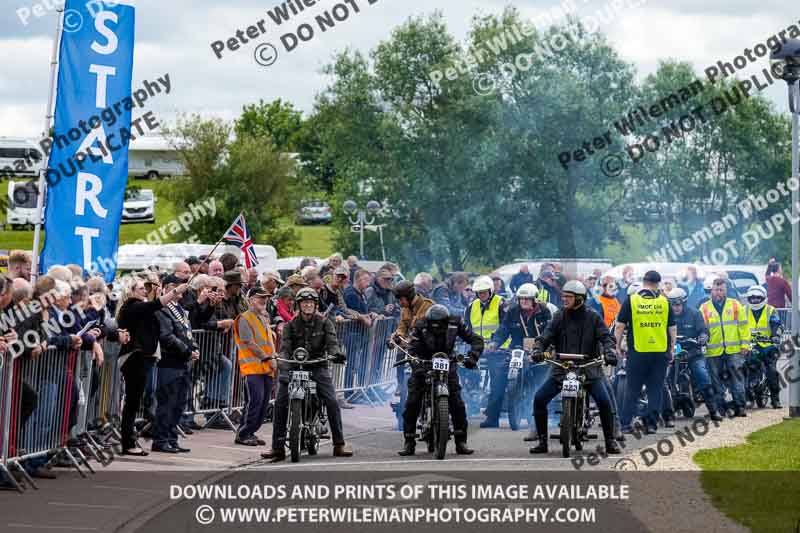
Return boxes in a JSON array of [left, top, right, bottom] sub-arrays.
[[296, 200, 332, 225], [122, 188, 155, 223]]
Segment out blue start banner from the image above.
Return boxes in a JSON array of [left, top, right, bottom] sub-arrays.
[[41, 0, 136, 281]]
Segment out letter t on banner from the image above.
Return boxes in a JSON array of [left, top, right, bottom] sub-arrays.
[[40, 0, 136, 282]]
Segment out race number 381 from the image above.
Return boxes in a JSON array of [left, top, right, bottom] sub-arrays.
[[432, 358, 450, 371]]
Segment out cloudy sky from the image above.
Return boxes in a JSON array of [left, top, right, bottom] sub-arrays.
[[1, 0, 796, 138]]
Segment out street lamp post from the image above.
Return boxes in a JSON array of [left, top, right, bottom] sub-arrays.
[[771, 38, 800, 417], [343, 199, 382, 260]]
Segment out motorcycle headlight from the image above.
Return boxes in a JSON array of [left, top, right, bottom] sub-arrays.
[[293, 348, 308, 362], [566, 372, 577, 381]]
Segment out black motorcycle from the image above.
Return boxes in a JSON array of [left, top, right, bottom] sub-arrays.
[[394, 348, 466, 460], [273, 348, 332, 463], [669, 336, 703, 418], [744, 334, 775, 408], [545, 353, 603, 458]]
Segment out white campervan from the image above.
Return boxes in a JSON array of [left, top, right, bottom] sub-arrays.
[[6, 180, 40, 228], [128, 136, 185, 180], [0, 137, 44, 178]]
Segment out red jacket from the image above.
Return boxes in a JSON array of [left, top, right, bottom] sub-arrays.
[[766, 276, 791, 308], [276, 299, 296, 323]]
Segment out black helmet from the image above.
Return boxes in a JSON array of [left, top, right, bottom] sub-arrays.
[[425, 304, 450, 328], [392, 280, 416, 300]]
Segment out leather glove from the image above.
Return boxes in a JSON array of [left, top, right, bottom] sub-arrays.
[[463, 355, 478, 370], [530, 348, 544, 364], [603, 351, 618, 367], [332, 353, 346, 365]]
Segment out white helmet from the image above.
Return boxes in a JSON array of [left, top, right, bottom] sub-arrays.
[[562, 280, 587, 297], [703, 276, 718, 291], [472, 275, 494, 293], [667, 287, 687, 304], [627, 281, 642, 296], [746, 285, 767, 310], [516, 283, 539, 299]]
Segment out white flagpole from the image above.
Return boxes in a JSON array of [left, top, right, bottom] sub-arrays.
[[30, 7, 64, 282]]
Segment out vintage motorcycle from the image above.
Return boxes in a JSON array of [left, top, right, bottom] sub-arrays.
[[394, 346, 466, 460], [273, 348, 332, 463], [546, 353, 603, 458]]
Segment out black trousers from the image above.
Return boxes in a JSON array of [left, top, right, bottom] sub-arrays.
[[20, 381, 37, 426], [120, 357, 148, 449], [272, 366, 345, 448], [402, 367, 468, 440], [533, 375, 615, 442]]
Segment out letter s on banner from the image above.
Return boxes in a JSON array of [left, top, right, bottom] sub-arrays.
[[40, 0, 136, 282]]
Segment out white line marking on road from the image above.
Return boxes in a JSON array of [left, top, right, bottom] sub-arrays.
[[48, 502, 128, 510], [93, 485, 162, 494], [209, 445, 264, 453], [8, 524, 98, 531], [243, 457, 566, 469]]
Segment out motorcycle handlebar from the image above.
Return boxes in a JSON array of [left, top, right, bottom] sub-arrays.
[[267, 355, 338, 365]]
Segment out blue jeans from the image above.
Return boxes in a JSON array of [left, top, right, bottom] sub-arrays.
[[203, 354, 233, 406], [153, 365, 191, 448], [533, 374, 615, 441], [484, 351, 509, 423], [620, 351, 669, 429], [706, 354, 746, 410]]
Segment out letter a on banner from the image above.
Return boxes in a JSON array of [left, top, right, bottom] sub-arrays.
[[40, 0, 136, 282]]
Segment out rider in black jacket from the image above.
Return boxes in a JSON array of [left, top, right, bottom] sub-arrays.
[[264, 287, 353, 461], [399, 304, 484, 456], [530, 281, 621, 455]]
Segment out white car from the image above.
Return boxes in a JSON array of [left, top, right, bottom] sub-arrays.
[[122, 188, 155, 223]]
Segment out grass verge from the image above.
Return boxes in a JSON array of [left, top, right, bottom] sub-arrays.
[[693, 418, 800, 533]]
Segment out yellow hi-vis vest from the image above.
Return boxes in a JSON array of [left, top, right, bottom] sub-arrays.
[[747, 304, 775, 348], [630, 293, 669, 353], [233, 311, 277, 376], [469, 295, 510, 348], [700, 298, 751, 357]]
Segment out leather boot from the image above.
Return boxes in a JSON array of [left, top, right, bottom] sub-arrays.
[[771, 389, 782, 409], [708, 410, 723, 422], [397, 435, 416, 456], [605, 439, 622, 454], [454, 432, 474, 455], [529, 413, 548, 454]]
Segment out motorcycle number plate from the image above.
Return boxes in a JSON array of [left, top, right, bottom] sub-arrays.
[[432, 358, 450, 371], [562, 379, 579, 398], [509, 352, 524, 369], [292, 371, 311, 381]]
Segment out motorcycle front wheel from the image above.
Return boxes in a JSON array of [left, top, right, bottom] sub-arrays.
[[560, 397, 575, 458], [289, 399, 303, 463]]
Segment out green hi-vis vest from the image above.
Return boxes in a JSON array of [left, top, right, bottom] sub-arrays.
[[747, 304, 774, 348], [469, 295, 510, 348], [630, 293, 669, 353]]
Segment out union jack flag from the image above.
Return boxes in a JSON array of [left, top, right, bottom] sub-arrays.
[[223, 213, 259, 268]]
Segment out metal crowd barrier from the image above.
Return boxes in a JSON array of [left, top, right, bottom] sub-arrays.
[[1, 346, 94, 491], [334, 317, 399, 405], [0, 316, 403, 492]]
